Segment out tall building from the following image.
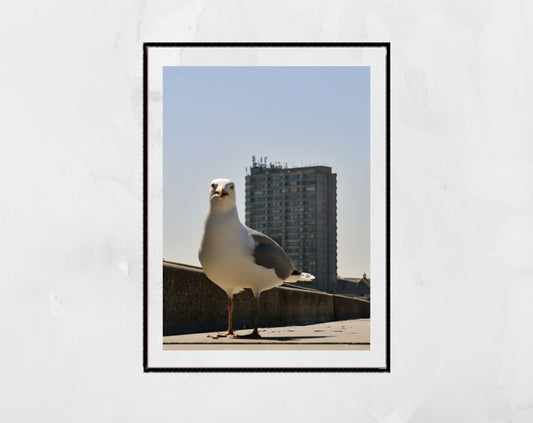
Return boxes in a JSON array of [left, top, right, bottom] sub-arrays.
[[245, 157, 337, 292]]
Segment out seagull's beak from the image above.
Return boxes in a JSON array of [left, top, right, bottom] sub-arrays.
[[216, 188, 230, 198]]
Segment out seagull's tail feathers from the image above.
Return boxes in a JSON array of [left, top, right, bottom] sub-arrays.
[[285, 270, 315, 283]]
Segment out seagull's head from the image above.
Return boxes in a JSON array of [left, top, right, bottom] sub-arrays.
[[209, 178, 236, 210]]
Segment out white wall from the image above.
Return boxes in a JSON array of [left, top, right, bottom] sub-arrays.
[[1, 1, 532, 422]]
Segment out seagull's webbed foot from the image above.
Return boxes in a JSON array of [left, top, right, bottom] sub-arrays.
[[238, 329, 262, 339], [208, 331, 236, 339]]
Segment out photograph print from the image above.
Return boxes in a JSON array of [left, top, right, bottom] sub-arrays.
[[144, 43, 389, 371]]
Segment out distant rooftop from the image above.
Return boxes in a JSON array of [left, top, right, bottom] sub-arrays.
[[246, 155, 332, 175], [338, 274, 370, 286]]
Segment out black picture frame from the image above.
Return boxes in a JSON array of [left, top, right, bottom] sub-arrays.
[[143, 42, 390, 372]]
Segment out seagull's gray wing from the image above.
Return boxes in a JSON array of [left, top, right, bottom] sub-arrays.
[[248, 229, 295, 280]]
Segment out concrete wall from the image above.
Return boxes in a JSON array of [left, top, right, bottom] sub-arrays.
[[163, 261, 370, 335]]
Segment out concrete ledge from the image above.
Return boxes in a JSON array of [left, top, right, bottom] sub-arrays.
[[333, 294, 372, 321], [163, 261, 370, 335]]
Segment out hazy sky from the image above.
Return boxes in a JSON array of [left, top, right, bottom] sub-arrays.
[[163, 66, 370, 278]]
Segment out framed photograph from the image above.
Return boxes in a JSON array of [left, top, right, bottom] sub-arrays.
[[144, 42, 390, 371]]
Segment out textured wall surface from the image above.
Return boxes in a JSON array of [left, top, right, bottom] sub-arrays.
[[163, 262, 369, 335], [2, 1, 533, 422]]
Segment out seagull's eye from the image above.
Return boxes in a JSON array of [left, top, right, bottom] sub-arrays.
[[230, 185, 234, 190]]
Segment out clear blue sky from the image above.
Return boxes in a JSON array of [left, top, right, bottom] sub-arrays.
[[163, 66, 370, 278]]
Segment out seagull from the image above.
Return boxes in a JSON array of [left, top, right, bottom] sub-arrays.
[[198, 178, 315, 338]]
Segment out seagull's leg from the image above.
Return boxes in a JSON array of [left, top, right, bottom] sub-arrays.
[[238, 293, 261, 339], [251, 294, 261, 338], [226, 295, 235, 336], [240, 294, 262, 338], [208, 295, 235, 338]]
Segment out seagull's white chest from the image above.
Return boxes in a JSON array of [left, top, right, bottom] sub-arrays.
[[200, 214, 250, 268], [199, 210, 280, 295], [199, 212, 252, 280]]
